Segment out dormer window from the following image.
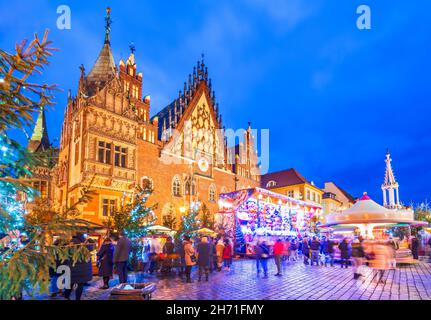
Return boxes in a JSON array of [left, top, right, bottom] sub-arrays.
[[266, 180, 277, 188]]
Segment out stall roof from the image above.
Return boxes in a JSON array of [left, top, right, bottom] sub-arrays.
[[218, 187, 322, 213]]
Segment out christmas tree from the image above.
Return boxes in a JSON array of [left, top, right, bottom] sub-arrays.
[[176, 206, 201, 240], [104, 185, 157, 270], [0, 31, 97, 299], [200, 203, 214, 229]]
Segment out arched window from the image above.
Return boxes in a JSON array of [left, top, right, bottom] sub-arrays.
[[209, 184, 216, 202], [172, 175, 182, 197], [266, 180, 277, 188], [141, 176, 153, 190], [184, 176, 196, 196]]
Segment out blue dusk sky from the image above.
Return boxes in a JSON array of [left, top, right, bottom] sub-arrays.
[[0, 1, 430, 205]]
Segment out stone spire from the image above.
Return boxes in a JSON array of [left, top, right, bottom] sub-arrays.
[[382, 149, 400, 208], [86, 7, 116, 87], [28, 106, 50, 153]]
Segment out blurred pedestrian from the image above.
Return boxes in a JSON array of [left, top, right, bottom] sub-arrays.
[[302, 237, 310, 265], [141, 239, 151, 274], [255, 240, 270, 278], [97, 237, 114, 289], [183, 236, 196, 283], [175, 237, 185, 276], [273, 238, 284, 276], [222, 239, 233, 271], [215, 239, 224, 272], [114, 230, 131, 284], [64, 233, 93, 300], [338, 238, 350, 268], [411, 236, 419, 260], [162, 237, 175, 274], [49, 238, 63, 298], [208, 237, 215, 272], [289, 239, 297, 262], [149, 237, 161, 274], [368, 241, 392, 284], [197, 236, 211, 281], [310, 236, 320, 266], [351, 239, 365, 279]]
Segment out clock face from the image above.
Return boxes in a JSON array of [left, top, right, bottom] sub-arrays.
[[198, 157, 209, 173]]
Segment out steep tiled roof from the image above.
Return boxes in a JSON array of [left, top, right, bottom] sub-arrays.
[[28, 107, 50, 153], [86, 42, 116, 87], [153, 57, 219, 141], [261, 168, 309, 189]]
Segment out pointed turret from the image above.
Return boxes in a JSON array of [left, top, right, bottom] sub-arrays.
[[86, 7, 116, 89], [382, 149, 401, 209], [28, 107, 50, 153]]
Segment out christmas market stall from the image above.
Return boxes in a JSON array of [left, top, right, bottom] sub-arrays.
[[216, 188, 323, 255]]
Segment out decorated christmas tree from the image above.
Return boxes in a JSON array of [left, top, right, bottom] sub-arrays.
[[176, 206, 201, 240], [0, 31, 96, 299], [200, 203, 214, 229], [104, 185, 157, 269]]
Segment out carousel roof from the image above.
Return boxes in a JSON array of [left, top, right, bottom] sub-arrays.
[[320, 193, 428, 228]]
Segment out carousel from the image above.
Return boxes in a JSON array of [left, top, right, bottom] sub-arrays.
[[319, 192, 428, 264]]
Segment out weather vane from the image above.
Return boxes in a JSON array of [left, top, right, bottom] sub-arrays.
[[105, 7, 112, 44], [129, 42, 136, 54]]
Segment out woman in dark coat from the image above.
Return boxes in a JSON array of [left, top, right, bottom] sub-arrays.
[[197, 236, 211, 281], [302, 238, 310, 265], [338, 238, 350, 268], [97, 237, 114, 289], [64, 233, 94, 300]]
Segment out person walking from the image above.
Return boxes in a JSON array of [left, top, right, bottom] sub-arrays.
[[197, 236, 211, 281], [411, 236, 419, 260], [64, 233, 93, 300], [351, 239, 365, 279], [162, 237, 175, 274], [215, 239, 224, 272], [149, 237, 161, 274], [289, 239, 297, 262], [310, 236, 320, 266], [338, 238, 350, 268], [97, 237, 114, 289], [208, 237, 215, 272], [183, 236, 196, 283], [113, 231, 131, 284], [302, 237, 310, 265], [368, 241, 392, 284], [255, 240, 270, 278], [141, 239, 151, 274], [175, 237, 186, 276], [273, 238, 284, 276], [222, 239, 233, 271]]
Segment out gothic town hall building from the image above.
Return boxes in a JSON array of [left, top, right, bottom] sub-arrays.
[[29, 10, 260, 227]]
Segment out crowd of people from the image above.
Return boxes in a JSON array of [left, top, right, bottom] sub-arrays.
[[47, 231, 431, 300]]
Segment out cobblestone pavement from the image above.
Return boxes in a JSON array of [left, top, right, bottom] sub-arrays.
[[46, 258, 431, 300]]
